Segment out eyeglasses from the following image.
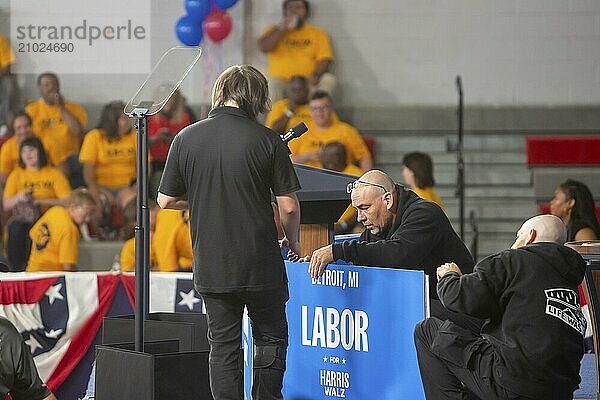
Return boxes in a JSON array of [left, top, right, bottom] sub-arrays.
[[310, 104, 331, 113], [346, 180, 388, 194]]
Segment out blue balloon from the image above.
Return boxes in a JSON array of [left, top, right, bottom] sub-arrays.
[[215, 0, 238, 10], [185, 0, 211, 23], [175, 15, 203, 46]]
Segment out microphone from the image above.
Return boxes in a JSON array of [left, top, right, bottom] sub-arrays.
[[281, 122, 308, 143]]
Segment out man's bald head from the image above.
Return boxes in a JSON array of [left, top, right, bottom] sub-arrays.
[[355, 170, 396, 195], [512, 214, 567, 249], [350, 170, 397, 236], [520, 215, 567, 244]]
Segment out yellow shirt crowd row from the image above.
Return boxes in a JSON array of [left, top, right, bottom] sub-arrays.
[[26, 207, 192, 273]]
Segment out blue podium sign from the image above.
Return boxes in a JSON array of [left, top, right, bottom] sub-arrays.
[[282, 262, 425, 400]]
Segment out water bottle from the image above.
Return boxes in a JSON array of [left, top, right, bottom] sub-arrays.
[[111, 254, 121, 272]]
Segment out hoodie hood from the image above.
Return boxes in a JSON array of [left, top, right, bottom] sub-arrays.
[[520, 242, 586, 285], [385, 184, 420, 239]]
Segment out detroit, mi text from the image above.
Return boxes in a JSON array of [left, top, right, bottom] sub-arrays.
[[312, 269, 359, 289]]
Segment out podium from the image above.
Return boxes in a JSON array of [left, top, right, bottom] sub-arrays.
[[292, 164, 357, 254]]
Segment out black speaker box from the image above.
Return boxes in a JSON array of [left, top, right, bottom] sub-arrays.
[[95, 313, 212, 399], [95, 343, 212, 400], [102, 312, 209, 351]]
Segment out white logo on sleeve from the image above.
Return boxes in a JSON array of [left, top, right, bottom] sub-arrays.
[[544, 288, 587, 336]]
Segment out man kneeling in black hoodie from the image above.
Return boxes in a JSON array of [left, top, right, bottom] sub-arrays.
[[414, 214, 586, 400]]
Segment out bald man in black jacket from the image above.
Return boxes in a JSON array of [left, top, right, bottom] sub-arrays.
[[306, 170, 476, 328], [415, 214, 586, 400]]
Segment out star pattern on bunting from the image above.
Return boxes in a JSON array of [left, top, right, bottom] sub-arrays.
[[175, 279, 203, 312], [25, 335, 43, 352], [20, 277, 69, 357], [45, 283, 64, 305], [178, 289, 201, 311], [45, 329, 63, 339]]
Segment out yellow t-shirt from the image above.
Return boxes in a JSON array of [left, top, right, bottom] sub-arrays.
[[79, 128, 137, 190], [120, 209, 192, 272], [266, 100, 313, 133], [25, 99, 87, 164], [120, 237, 157, 272], [290, 120, 371, 168], [0, 136, 21, 176], [0, 135, 61, 176], [120, 238, 136, 272], [413, 187, 445, 209], [4, 166, 71, 206], [27, 206, 79, 272], [0, 35, 15, 70], [153, 209, 193, 272], [265, 24, 333, 80], [337, 164, 363, 226], [265, 99, 339, 133]]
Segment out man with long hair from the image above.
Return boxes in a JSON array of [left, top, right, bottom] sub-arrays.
[[158, 65, 301, 399]]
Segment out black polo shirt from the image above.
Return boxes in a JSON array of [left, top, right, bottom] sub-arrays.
[[159, 106, 301, 293], [0, 317, 52, 400]]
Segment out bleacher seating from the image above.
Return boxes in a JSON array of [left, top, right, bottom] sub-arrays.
[[368, 130, 536, 260], [527, 135, 600, 165], [527, 135, 600, 215]]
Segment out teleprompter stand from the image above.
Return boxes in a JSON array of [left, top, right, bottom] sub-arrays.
[[95, 47, 210, 400]]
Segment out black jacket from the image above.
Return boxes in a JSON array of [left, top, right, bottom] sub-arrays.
[[332, 185, 474, 299], [437, 242, 586, 398]]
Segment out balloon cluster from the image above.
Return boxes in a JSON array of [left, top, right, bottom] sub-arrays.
[[175, 0, 238, 46]]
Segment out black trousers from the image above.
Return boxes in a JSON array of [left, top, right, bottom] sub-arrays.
[[6, 220, 33, 271], [430, 299, 484, 335], [414, 317, 529, 400], [201, 286, 289, 400]]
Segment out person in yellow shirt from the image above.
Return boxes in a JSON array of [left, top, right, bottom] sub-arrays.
[[119, 199, 158, 272], [290, 91, 373, 171], [0, 111, 33, 186], [258, 0, 336, 102], [0, 111, 59, 185], [0, 35, 15, 73], [402, 151, 445, 208], [27, 188, 96, 272], [320, 141, 364, 234], [25, 73, 87, 176], [120, 201, 192, 272], [0, 34, 18, 136], [3, 136, 71, 270], [265, 76, 312, 135], [153, 208, 193, 272], [80, 101, 137, 198], [79, 101, 137, 229]]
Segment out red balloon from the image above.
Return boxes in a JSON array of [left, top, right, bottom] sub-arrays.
[[203, 10, 233, 43]]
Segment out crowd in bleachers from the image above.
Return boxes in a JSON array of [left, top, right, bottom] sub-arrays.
[[0, 0, 598, 276], [0, 32, 199, 272]]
